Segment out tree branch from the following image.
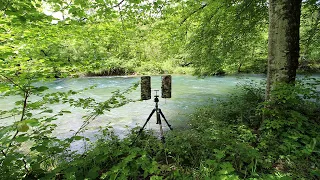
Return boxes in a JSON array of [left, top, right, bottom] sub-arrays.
[[5, 90, 29, 154], [180, 3, 208, 25], [0, 113, 18, 120], [22, 159, 29, 174], [113, 0, 125, 8], [1, 150, 6, 156], [40, 50, 48, 56], [235, 0, 254, 19], [0, 75, 25, 92]]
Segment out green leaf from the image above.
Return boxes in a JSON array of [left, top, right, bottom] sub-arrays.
[[15, 136, 29, 142], [35, 86, 49, 92], [26, 112, 32, 117], [17, 123, 29, 132], [24, 119, 40, 126], [42, 109, 53, 113], [73, 136, 83, 140], [86, 166, 100, 179], [34, 146, 47, 152]]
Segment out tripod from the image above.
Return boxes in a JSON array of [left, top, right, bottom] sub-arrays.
[[136, 90, 173, 143]]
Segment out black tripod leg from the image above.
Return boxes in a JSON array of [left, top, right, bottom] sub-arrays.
[[132, 109, 156, 144], [159, 109, 173, 130], [139, 109, 156, 133]]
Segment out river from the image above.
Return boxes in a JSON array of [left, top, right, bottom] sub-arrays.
[[1, 74, 319, 151]]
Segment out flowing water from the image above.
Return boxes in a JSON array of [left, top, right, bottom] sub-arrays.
[[1, 74, 318, 150]]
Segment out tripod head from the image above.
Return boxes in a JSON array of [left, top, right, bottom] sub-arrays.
[[154, 90, 159, 103]]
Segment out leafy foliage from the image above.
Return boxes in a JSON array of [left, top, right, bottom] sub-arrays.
[[187, 79, 320, 179], [0, 75, 138, 179], [185, 0, 268, 75], [300, 0, 320, 72], [1, 0, 320, 179], [2, 80, 318, 179], [1, 0, 319, 76]]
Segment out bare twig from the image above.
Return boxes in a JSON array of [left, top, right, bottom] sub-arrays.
[[74, 113, 98, 136], [20, 91, 29, 122], [22, 159, 29, 174], [0, 114, 18, 120], [113, 0, 125, 8], [1, 150, 6, 156]]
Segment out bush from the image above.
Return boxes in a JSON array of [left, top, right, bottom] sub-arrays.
[[260, 79, 320, 178], [185, 79, 320, 179]]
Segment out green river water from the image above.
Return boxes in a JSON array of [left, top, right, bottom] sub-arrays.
[[1, 74, 319, 151]]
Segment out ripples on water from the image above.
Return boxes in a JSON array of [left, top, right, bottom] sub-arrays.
[[1, 74, 318, 151]]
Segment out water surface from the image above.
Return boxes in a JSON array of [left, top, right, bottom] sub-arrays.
[[3, 74, 320, 150], [0, 75, 267, 140]]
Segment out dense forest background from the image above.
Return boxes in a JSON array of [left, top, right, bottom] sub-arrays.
[[1, 0, 319, 78], [1, 0, 320, 179]]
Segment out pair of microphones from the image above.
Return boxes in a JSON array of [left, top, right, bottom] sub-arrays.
[[141, 75, 172, 100]]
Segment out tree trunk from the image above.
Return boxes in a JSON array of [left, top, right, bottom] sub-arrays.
[[265, 0, 302, 100]]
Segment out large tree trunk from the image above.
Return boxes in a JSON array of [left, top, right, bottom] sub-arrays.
[[265, 0, 302, 100]]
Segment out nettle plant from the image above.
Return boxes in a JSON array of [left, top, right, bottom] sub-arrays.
[[0, 58, 138, 179]]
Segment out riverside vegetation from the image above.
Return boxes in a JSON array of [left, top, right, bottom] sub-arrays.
[[1, 0, 320, 179], [1, 79, 319, 179]]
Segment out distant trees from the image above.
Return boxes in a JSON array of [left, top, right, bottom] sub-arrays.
[[0, 0, 318, 80]]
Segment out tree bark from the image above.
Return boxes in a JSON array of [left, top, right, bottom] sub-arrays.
[[265, 0, 302, 100]]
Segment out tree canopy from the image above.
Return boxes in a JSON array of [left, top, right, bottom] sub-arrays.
[[1, 0, 319, 78]]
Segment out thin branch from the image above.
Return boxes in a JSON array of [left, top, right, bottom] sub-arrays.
[[6, 130, 18, 152], [40, 50, 48, 56], [20, 91, 29, 122], [1, 150, 6, 156], [113, 0, 125, 8], [180, 3, 208, 25], [0, 75, 25, 92], [207, 4, 224, 23], [235, 0, 254, 19], [5, 91, 29, 153], [22, 159, 29, 174], [74, 113, 98, 136], [0, 114, 18, 120]]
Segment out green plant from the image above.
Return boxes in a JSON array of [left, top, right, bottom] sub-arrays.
[[0, 72, 139, 179]]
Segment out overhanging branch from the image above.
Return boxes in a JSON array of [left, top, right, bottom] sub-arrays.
[[180, 3, 208, 25]]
